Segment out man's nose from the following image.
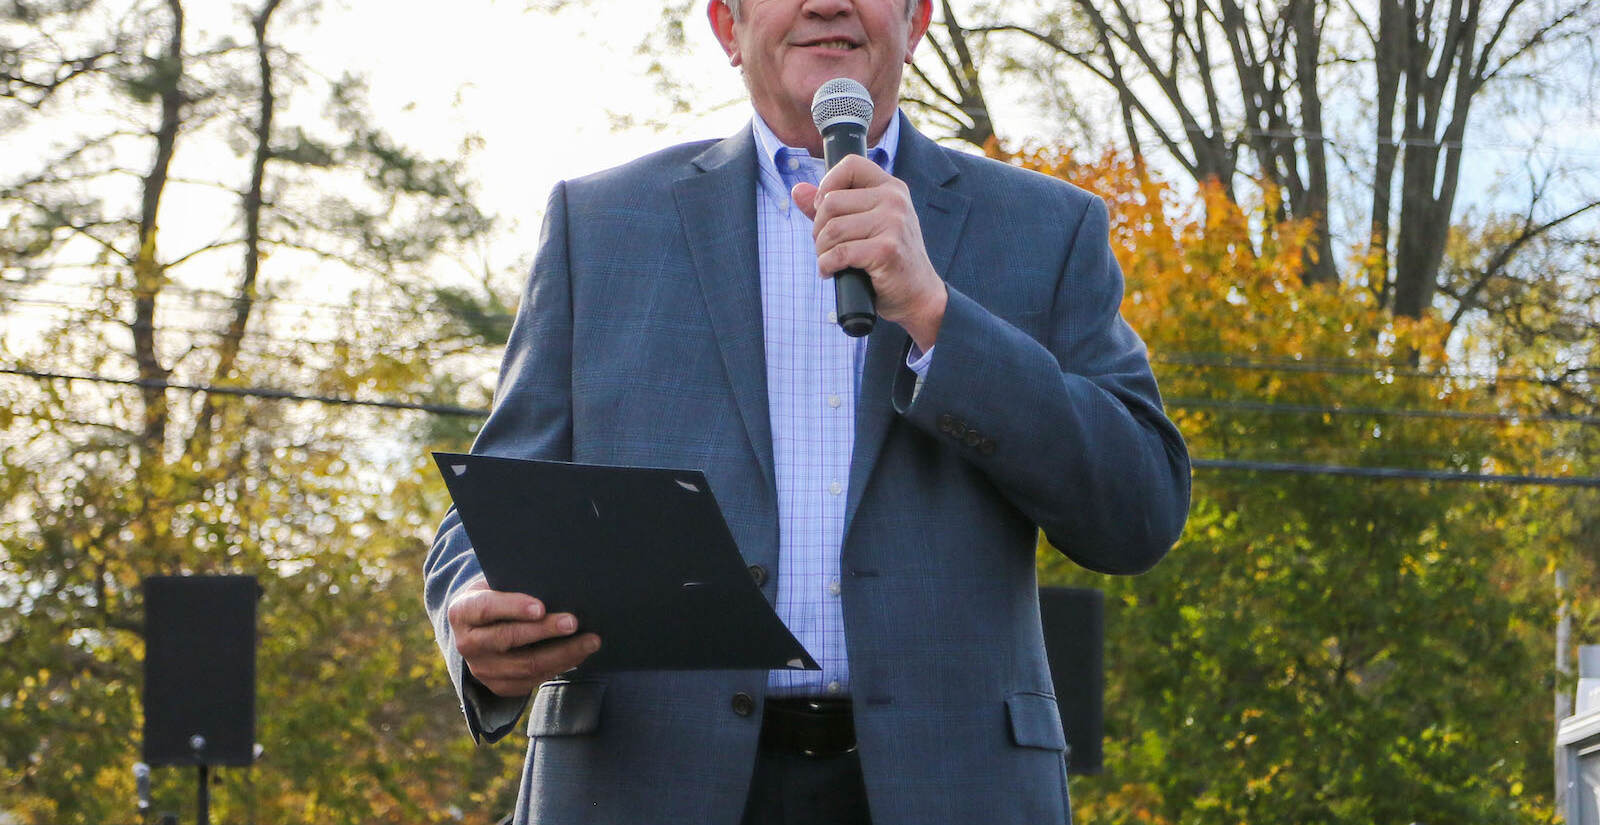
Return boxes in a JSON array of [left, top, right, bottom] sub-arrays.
[[801, 0, 854, 18]]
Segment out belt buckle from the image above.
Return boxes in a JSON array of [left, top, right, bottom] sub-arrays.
[[803, 743, 858, 758], [798, 699, 855, 758]]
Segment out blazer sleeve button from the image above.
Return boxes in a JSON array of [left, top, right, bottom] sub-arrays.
[[938, 413, 955, 434], [731, 692, 756, 717], [979, 437, 997, 456], [964, 430, 982, 448]]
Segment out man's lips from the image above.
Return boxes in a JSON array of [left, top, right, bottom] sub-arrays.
[[793, 37, 862, 50]]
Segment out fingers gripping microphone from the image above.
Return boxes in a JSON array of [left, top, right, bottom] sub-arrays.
[[811, 78, 877, 337]]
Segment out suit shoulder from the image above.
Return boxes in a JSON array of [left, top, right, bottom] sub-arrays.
[[560, 139, 721, 203], [941, 148, 1100, 211]]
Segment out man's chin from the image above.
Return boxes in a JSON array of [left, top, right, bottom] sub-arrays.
[[790, 72, 870, 110]]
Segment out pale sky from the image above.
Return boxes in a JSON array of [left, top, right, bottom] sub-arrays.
[[296, 0, 1596, 277], [2, 0, 759, 363], [7, 0, 1594, 313], [303, 0, 751, 249]]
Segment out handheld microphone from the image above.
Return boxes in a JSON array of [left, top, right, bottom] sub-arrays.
[[810, 78, 876, 338]]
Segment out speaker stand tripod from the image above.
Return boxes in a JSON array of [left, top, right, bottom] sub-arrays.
[[195, 762, 212, 825]]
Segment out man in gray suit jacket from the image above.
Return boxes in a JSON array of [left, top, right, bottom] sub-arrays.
[[424, 1, 1189, 823]]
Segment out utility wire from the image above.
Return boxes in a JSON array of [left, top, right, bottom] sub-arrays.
[[5, 281, 513, 324], [2, 293, 513, 332], [5, 293, 454, 324], [1156, 353, 1592, 385], [0, 301, 495, 352], [1184, 125, 1600, 157], [8, 351, 1591, 429], [1192, 459, 1600, 489], [3, 324, 1594, 427], [4, 367, 1596, 488], [1168, 397, 1600, 425], [10, 295, 1592, 388], [0, 367, 485, 417]]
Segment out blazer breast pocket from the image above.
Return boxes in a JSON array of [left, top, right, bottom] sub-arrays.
[[527, 679, 607, 737]]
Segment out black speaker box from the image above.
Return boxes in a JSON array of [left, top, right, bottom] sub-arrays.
[[1039, 586, 1105, 775], [142, 575, 259, 766]]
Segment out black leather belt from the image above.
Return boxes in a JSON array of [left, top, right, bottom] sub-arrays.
[[759, 697, 856, 757]]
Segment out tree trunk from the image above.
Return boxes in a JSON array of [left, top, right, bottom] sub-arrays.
[[1290, 0, 1338, 285], [132, 0, 185, 456], [187, 0, 283, 460]]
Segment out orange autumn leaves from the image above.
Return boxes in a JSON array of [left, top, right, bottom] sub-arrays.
[[1004, 146, 1450, 371]]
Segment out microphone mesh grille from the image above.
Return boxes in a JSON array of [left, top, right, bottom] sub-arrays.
[[811, 78, 874, 131]]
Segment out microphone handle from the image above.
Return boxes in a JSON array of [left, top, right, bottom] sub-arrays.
[[821, 124, 877, 337]]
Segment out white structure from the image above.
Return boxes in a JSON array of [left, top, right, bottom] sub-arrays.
[[1557, 646, 1600, 823]]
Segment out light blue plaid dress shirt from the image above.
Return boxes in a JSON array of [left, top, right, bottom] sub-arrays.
[[467, 118, 939, 731], [751, 112, 932, 697], [467, 118, 942, 734]]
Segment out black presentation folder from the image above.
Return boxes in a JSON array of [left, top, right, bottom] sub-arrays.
[[433, 452, 818, 672]]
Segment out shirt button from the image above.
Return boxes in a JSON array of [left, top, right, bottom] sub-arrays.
[[828, 579, 841, 596], [731, 692, 756, 717], [829, 481, 842, 496], [828, 394, 841, 409], [787, 157, 799, 170], [827, 681, 842, 695], [827, 311, 838, 324]]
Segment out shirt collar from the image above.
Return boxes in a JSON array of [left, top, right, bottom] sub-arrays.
[[751, 109, 899, 214]]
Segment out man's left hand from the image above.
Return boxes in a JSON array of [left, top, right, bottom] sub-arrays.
[[792, 155, 947, 351]]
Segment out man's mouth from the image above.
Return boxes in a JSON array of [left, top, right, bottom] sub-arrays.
[[798, 38, 860, 50]]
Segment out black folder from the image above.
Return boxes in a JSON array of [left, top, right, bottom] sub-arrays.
[[433, 452, 818, 672]]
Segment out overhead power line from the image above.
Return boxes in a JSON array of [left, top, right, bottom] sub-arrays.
[[1194, 125, 1600, 158], [1155, 353, 1591, 385], [1, 301, 499, 352], [2, 293, 513, 338], [8, 294, 1594, 389], [5, 280, 514, 325], [1193, 459, 1600, 489], [1168, 396, 1600, 425], [0, 367, 485, 417], [4, 367, 1597, 489], [10, 295, 1596, 389]]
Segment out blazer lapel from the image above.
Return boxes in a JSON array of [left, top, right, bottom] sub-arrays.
[[672, 129, 776, 494], [844, 114, 972, 533]]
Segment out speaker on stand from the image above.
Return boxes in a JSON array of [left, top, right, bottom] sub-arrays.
[[1039, 586, 1106, 775], [142, 575, 260, 825]]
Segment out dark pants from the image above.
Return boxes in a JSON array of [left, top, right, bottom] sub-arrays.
[[740, 698, 871, 825], [740, 747, 872, 825]]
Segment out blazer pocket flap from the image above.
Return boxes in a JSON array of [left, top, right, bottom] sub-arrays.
[[527, 679, 606, 737], [1006, 691, 1067, 751]]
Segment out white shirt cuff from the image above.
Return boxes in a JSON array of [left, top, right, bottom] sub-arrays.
[[906, 343, 935, 376], [906, 344, 935, 402], [464, 671, 528, 735]]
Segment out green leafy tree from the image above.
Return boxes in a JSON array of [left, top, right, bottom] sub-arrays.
[[0, 1, 521, 821], [1015, 148, 1592, 824]]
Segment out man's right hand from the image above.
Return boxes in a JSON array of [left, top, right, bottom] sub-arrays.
[[447, 577, 602, 697]]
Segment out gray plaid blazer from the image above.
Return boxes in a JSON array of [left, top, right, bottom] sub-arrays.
[[425, 114, 1190, 825]]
